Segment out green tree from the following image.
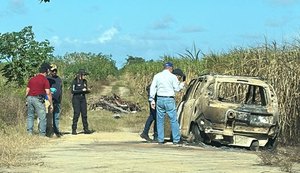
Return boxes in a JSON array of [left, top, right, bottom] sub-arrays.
[[0, 26, 54, 86], [61, 52, 118, 82], [125, 56, 145, 66]]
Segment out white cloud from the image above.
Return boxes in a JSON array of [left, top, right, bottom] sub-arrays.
[[180, 26, 206, 33], [97, 27, 118, 43], [49, 36, 62, 47], [9, 0, 27, 15], [0, 0, 26, 18], [151, 16, 174, 30], [64, 37, 81, 45], [56, 27, 119, 46], [119, 34, 138, 45], [140, 33, 178, 41]]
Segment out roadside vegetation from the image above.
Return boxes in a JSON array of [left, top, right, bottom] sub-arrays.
[[0, 26, 299, 171], [257, 147, 300, 173], [0, 78, 47, 167]]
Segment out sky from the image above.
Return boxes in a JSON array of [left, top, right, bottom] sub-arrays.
[[1, 0, 300, 68]]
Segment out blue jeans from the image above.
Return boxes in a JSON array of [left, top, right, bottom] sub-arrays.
[[53, 102, 61, 134], [27, 96, 47, 136], [156, 97, 180, 143], [142, 102, 157, 138]]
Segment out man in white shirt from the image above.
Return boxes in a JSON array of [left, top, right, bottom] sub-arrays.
[[149, 62, 185, 144]]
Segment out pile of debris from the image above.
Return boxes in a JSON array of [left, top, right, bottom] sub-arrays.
[[89, 93, 142, 114]]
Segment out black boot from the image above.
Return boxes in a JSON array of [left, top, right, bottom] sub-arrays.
[[55, 132, 62, 138], [140, 133, 152, 142], [72, 130, 77, 135], [84, 129, 95, 134], [153, 134, 158, 142]]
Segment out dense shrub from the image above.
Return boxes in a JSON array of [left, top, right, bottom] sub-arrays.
[[0, 85, 26, 127], [56, 52, 118, 84]]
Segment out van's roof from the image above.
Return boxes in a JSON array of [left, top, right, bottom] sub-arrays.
[[198, 74, 269, 86]]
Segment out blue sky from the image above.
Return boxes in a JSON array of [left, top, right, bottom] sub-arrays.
[[1, 0, 300, 67]]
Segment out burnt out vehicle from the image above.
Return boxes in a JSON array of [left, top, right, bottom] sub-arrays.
[[177, 74, 279, 150]]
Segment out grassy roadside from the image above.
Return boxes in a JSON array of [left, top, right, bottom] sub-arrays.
[[0, 126, 48, 168], [58, 109, 150, 134], [257, 146, 300, 173]]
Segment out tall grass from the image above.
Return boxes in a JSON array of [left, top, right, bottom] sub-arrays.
[[0, 84, 26, 128]]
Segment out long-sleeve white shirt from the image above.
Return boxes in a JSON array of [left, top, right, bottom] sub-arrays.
[[149, 69, 184, 101]]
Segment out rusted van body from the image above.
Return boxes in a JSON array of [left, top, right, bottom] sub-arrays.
[[177, 75, 279, 150]]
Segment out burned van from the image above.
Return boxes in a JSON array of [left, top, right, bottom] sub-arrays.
[[177, 74, 279, 150]]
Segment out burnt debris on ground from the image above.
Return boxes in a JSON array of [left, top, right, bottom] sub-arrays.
[[89, 93, 142, 114]]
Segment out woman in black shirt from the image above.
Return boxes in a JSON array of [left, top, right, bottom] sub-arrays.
[[71, 69, 94, 135]]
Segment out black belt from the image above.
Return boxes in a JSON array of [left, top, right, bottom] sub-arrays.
[[29, 95, 45, 98], [157, 95, 174, 98]]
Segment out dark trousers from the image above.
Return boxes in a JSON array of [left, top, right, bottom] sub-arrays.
[[142, 102, 157, 137], [72, 95, 88, 131], [52, 102, 61, 134]]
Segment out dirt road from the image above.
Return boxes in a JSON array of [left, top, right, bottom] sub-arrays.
[[2, 132, 298, 173]]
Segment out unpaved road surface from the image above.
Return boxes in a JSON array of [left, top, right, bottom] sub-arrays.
[[2, 132, 299, 173]]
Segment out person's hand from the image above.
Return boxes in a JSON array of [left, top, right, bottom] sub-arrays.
[[151, 100, 156, 109], [82, 88, 87, 92]]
